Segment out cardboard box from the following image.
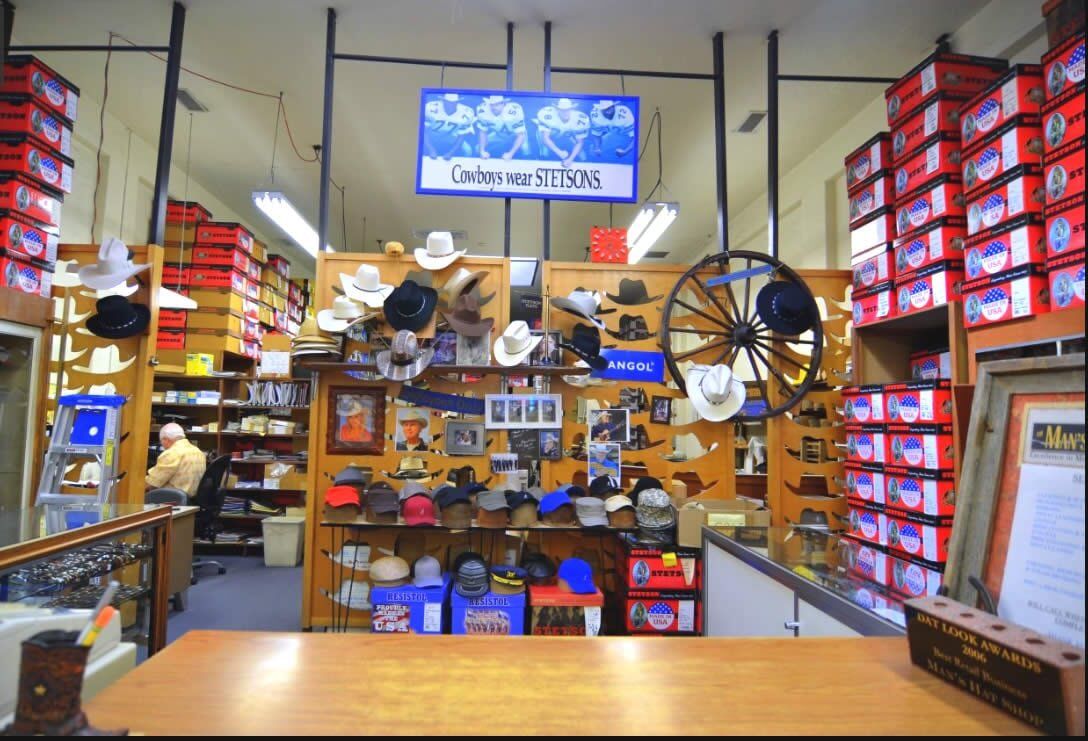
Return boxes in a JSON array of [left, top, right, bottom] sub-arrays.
[[885, 423, 955, 472], [529, 585, 603, 636], [965, 165, 1045, 236], [156, 330, 183, 350], [158, 309, 187, 330], [851, 244, 894, 290], [0, 252, 51, 297], [193, 221, 255, 253], [959, 64, 1044, 148], [1042, 32, 1085, 102], [370, 576, 451, 634], [846, 505, 887, 547], [962, 213, 1047, 280], [450, 589, 526, 635], [895, 177, 965, 239], [845, 132, 892, 193], [188, 264, 249, 293], [851, 281, 896, 327], [849, 170, 895, 226], [0, 95, 73, 157], [0, 55, 79, 121], [188, 244, 258, 273], [962, 263, 1050, 327], [623, 543, 701, 590], [845, 462, 886, 507], [622, 589, 702, 635], [885, 51, 1007, 128], [1047, 248, 1086, 312], [884, 379, 953, 425], [839, 537, 890, 587], [908, 349, 952, 380], [267, 254, 290, 278], [676, 498, 771, 548], [893, 217, 966, 275], [850, 206, 897, 256], [885, 510, 952, 563], [892, 132, 961, 199], [0, 132, 74, 193], [0, 213, 57, 263], [885, 466, 956, 520], [263, 464, 307, 491], [894, 260, 964, 316], [166, 199, 211, 225], [161, 264, 190, 285], [0, 173, 61, 228], [1042, 82, 1084, 154], [185, 352, 214, 376], [843, 384, 886, 424], [891, 92, 968, 165], [846, 425, 886, 465], [1043, 136, 1085, 208], [886, 552, 944, 599], [186, 288, 261, 320], [961, 116, 1044, 196]]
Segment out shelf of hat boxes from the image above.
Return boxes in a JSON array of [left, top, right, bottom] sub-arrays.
[[0, 54, 78, 317]]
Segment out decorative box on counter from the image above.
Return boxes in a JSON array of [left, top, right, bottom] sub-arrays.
[[909, 348, 952, 380], [851, 281, 896, 327], [849, 170, 895, 226], [1042, 32, 1085, 101], [843, 384, 886, 424], [852, 205, 898, 256], [845, 462, 886, 507], [1043, 136, 1085, 207], [885, 423, 955, 472], [885, 510, 952, 563], [845, 132, 892, 192], [963, 213, 1047, 280], [962, 263, 1051, 327], [893, 132, 962, 199], [894, 260, 964, 316], [959, 64, 1044, 148], [884, 466, 956, 521], [1047, 249, 1086, 312], [370, 575, 452, 634], [1042, 82, 1085, 154], [622, 589, 701, 635], [891, 92, 969, 164], [1045, 191, 1085, 258], [846, 425, 887, 465], [450, 590, 526, 635], [965, 165, 1045, 236], [960, 115, 1044, 197], [893, 217, 966, 275], [885, 51, 1007, 128], [884, 379, 953, 425], [852, 244, 894, 291], [895, 176, 965, 238]]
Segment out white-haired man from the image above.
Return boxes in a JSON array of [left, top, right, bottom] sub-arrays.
[[145, 423, 207, 499]]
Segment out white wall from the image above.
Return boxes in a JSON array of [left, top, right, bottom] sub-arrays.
[[697, 0, 1050, 270]]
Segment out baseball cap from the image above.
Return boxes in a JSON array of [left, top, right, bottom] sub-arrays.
[[604, 494, 635, 512], [575, 497, 609, 528], [333, 464, 371, 487], [510, 501, 539, 528], [324, 485, 360, 508], [454, 552, 490, 597], [636, 488, 676, 528], [441, 500, 473, 529], [399, 480, 431, 501], [412, 555, 444, 588], [539, 490, 572, 515], [589, 475, 622, 499], [557, 557, 596, 594], [527, 486, 546, 501], [521, 553, 557, 585], [466, 482, 489, 496], [478, 490, 510, 511], [490, 565, 527, 595], [563, 484, 587, 499], [437, 485, 470, 509], [505, 490, 535, 509], [402, 494, 437, 526], [432, 484, 455, 503], [368, 487, 400, 514], [629, 476, 663, 505], [370, 556, 410, 586]]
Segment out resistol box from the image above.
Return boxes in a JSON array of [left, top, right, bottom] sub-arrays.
[[962, 263, 1050, 327], [959, 64, 1044, 148], [963, 213, 1047, 280]]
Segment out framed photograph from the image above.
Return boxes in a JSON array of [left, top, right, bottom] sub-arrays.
[[539, 430, 561, 460], [445, 420, 485, 455], [946, 354, 1085, 648], [650, 396, 672, 424], [530, 330, 561, 366], [589, 407, 629, 443], [327, 386, 385, 455], [587, 442, 621, 479], [394, 407, 432, 452], [456, 331, 490, 366], [484, 394, 564, 429], [430, 331, 458, 365]]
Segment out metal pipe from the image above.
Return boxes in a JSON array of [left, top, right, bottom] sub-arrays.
[[148, 1, 185, 246], [712, 31, 728, 253], [318, 8, 337, 254], [551, 65, 714, 81], [333, 52, 505, 70], [778, 74, 898, 84], [767, 29, 779, 260], [504, 21, 513, 259], [8, 44, 170, 53], [542, 21, 551, 262]]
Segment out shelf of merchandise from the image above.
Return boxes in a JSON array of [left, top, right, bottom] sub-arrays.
[[294, 361, 591, 376], [321, 520, 636, 533]]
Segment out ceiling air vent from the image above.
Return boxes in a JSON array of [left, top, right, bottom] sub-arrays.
[[736, 111, 766, 133], [177, 88, 209, 113]]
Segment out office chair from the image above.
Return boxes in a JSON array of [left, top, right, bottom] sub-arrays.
[[191, 454, 233, 579]]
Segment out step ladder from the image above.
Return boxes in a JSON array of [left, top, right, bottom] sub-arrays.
[[37, 395, 127, 526]]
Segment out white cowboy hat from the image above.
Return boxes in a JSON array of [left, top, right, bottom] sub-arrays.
[[686, 364, 747, 422], [438, 267, 488, 310], [339, 264, 393, 307], [442, 93, 460, 103], [72, 345, 136, 375], [77, 237, 150, 290], [414, 231, 465, 271], [550, 289, 605, 329], [493, 321, 543, 367], [80, 281, 139, 300], [557, 98, 575, 110], [50, 335, 87, 363], [53, 295, 91, 324], [323, 541, 371, 571], [317, 295, 375, 333], [336, 395, 367, 417]]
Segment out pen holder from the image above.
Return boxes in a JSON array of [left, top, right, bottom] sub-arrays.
[[2, 630, 127, 736]]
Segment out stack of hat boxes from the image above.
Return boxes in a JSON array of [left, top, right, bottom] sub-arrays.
[[0, 55, 78, 302], [157, 200, 308, 369], [618, 542, 702, 636]]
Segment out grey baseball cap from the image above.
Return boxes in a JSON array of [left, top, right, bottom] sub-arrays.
[[478, 490, 511, 511], [527, 486, 547, 501], [398, 480, 432, 501], [575, 497, 609, 528], [413, 555, 444, 588]]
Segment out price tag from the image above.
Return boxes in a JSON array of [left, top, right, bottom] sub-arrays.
[[924, 102, 939, 135], [924, 480, 938, 515], [932, 184, 946, 215], [1008, 178, 1024, 215], [1003, 129, 1019, 168], [872, 392, 885, 420], [877, 291, 890, 317], [678, 600, 696, 632], [662, 552, 678, 568], [871, 142, 883, 171], [424, 603, 442, 633], [1010, 227, 1029, 264], [933, 274, 947, 305], [584, 606, 602, 636], [708, 513, 746, 527], [921, 64, 937, 95], [926, 144, 939, 173], [1001, 80, 1018, 116], [1011, 276, 1031, 318], [924, 437, 939, 469], [920, 390, 935, 420], [929, 227, 943, 258]]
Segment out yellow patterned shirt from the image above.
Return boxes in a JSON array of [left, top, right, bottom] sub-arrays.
[[145, 438, 207, 498]]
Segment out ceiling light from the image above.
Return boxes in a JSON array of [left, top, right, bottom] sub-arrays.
[[252, 191, 333, 256], [628, 202, 678, 264]]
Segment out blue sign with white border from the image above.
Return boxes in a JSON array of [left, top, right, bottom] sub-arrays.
[[416, 88, 639, 203], [592, 349, 665, 383]]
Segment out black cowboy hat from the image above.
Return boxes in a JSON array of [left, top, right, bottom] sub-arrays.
[[85, 295, 151, 339], [560, 323, 608, 370], [755, 281, 819, 336], [606, 278, 662, 306], [384, 279, 438, 332]]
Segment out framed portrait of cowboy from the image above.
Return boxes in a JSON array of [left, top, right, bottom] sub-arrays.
[[327, 387, 385, 455]]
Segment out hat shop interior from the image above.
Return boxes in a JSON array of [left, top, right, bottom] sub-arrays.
[[0, 0, 1084, 736]]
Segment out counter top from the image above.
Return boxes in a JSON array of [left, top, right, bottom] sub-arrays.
[[84, 631, 1034, 735]]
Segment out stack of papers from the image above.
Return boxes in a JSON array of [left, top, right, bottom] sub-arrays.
[[244, 381, 310, 408]]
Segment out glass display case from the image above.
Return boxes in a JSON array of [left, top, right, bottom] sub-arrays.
[[0, 319, 44, 512]]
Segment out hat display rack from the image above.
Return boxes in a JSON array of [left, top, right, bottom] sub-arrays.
[[41, 243, 166, 507]]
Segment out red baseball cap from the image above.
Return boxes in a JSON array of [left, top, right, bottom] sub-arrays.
[[325, 485, 360, 508], [402, 494, 437, 526]]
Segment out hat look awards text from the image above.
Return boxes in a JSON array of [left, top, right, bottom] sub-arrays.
[[415, 231, 465, 270], [77, 237, 150, 290], [340, 264, 393, 307], [493, 321, 542, 366], [686, 364, 746, 422]]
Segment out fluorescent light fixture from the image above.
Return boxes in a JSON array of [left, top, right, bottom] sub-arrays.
[[252, 191, 333, 256], [510, 257, 539, 287], [628, 202, 679, 264]]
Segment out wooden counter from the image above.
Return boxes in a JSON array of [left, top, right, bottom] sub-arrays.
[[84, 631, 1035, 735]]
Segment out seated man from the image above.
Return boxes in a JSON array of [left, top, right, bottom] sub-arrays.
[[145, 423, 207, 499]]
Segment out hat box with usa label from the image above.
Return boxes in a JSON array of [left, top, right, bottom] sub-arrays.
[[884, 466, 956, 521], [892, 131, 962, 199], [962, 213, 1047, 279], [885, 423, 955, 472], [958, 64, 1044, 148], [965, 165, 1045, 236], [846, 425, 887, 465], [886, 553, 944, 599], [843, 385, 886, 424], [893, 260, 965, 317], [529, 585, 604, 636], [845, 132, 892, 193], [960, 115, 1044, 197], [0, 173, 61, 228], [846, 504, 887, 547], [852, 244, 894, 290], [0, 250, 51, 297], [908, 348, 952, 380], [1043, 136, 1086, 208], [884, 379, 953, 425], [1046, 248, 1086, 312], [885, 51, 1007, 128], [851, 205, 898, 256], [370, 575, 451, 634], [845, 462, 886, 507], [1041, 82, 1085, 154], [0, 55, 79, 122], [1044, 191, 1085, 258], [839, 537, 890, 588], [622, 589, 701, 635], [849, 170, 895, 226], [884, 510, 953, 564], [0, 132, 74, 193], [623, 543, 701, 591], [850, 281, 896, 327], [450, 590, 526, 636], [0, 212, 57, 264], [847, 578, 908, 622], [893, 217, 967, 275], [891, 91, 969, 165], [1042, 32, 1085, 102], [962, 263, 1050, 327], [0, 95, 73, 158], [894, 176, 965, 239]]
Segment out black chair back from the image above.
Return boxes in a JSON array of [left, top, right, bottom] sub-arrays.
[[146, 488, 188, 506], [194, 455, 232, 540]]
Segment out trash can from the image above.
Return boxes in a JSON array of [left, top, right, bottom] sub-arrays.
[[261, 516, 305, 567]]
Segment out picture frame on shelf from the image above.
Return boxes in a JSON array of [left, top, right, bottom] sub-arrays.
[[484, 394, 564, 430], [445, 420, 486, 456], [650, 395, 672, 424], [327, 386, 385, 456], [394, 407, 432, 452], [429, 330, 458, 365], [945, 354, 1085, 649], [587, 442, 621, 479], [530, 330, 561, 366], [539, 430, 561, 460]]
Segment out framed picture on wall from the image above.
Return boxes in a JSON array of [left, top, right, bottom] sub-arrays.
[[327, 386, 385, 456], [587, 442, 621, 480], [445, 421, 486, 456], [588, 407, 629, 443], [484, 394, 564, 429], [650, 395, 672, 424], [539, 430, 561, 460]]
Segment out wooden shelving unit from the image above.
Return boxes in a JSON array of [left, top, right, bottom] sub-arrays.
[[295, 360, 591, 376]]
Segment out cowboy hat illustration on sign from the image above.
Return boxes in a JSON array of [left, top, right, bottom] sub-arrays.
[[72, 345, 136, 375], [77, 237, 150, 290], [53, 295, 91, 324]]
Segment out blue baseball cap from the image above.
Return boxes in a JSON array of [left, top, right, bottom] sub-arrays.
[[539, 490, 572, 515], [557, 557, 596, 594], [466, 482, 489, 495]]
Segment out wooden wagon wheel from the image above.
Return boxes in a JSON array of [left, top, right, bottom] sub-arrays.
[[658, 250, 823, 421]]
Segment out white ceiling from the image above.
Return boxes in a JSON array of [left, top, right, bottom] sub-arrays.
[[13, 0, 991, 274]]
